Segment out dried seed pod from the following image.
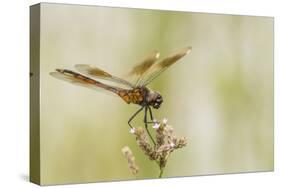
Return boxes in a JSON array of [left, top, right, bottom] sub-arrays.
[[121, 146, 139, 175]]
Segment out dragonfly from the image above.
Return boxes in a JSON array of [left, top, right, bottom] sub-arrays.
[[50, 46, 192, 144]]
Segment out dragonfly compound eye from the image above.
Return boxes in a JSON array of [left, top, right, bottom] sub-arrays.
[[152, 94, 163, 109]]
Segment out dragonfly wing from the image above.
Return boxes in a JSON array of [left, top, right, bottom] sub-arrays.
[[127, 50, 160, 86], [50, 69, 123, 96], [138, 46, 192, 86], [75, 64, 134, 89], [129, 50, 160, 76]]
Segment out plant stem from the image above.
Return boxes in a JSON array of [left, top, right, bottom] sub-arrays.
[[159, 167, 164, 178]]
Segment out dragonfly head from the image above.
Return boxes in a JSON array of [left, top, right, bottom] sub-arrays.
[[147, 91, 163, 109]]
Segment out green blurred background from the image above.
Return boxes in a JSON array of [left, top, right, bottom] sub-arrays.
[[39, 3, 273, 185]]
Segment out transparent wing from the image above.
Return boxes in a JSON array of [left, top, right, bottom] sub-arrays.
[[50, 69, 123, 96], [128, 50, 160, 86], [75, 64, 134, 89], [129, 50, 160, 75], [138, 46, 192, 87]]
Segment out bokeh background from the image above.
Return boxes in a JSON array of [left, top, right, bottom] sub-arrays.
[[39, 3, 273, 185]]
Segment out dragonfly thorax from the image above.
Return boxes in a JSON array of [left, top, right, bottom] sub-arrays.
[[118, 87, 163, 109]]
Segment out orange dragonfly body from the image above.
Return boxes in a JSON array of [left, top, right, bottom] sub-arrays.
[[50, 46, 192, 131]]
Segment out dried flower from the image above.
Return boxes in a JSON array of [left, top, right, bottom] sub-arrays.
[[152, 122, 161, 129], [155, 123, 165, 146], [134, 127, 157, 160], [124, 117, 188, 178], [162, 118, 168, 125], [175, 137, 188, 149], [129, 127, 136, 134], [121, 146, 139, 175]]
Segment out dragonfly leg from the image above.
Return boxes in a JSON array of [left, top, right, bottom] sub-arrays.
[[147, 106, 155, 124], [144, 107, 156, 146], [142, 106, 155, 124], [128, 106, 144, 128]]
